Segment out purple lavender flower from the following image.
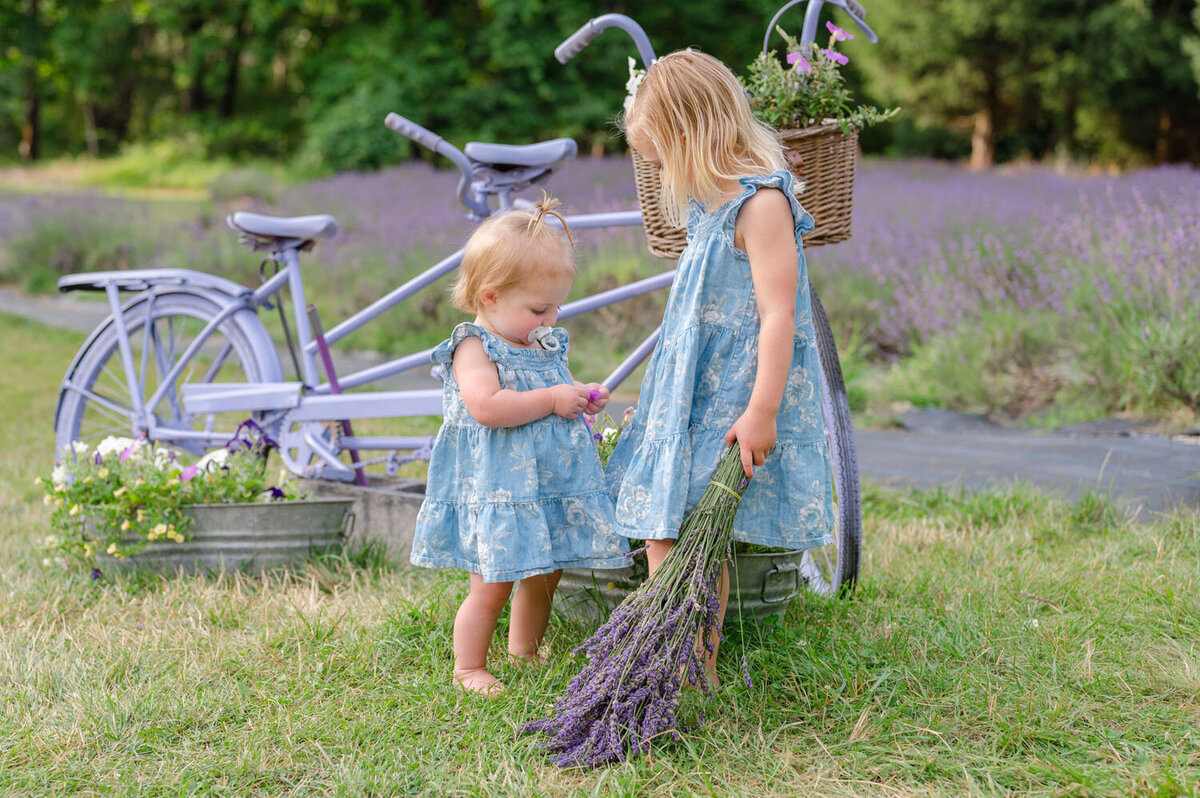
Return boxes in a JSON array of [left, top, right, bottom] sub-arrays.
[[786, 51, 813, 74], [822, 48, 848, 66], [523, 445, 749, 767], [826, 21, 854, 41]]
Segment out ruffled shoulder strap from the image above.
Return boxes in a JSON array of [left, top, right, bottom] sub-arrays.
[[727, 169, 815, 239], [431, 322, 505, 366]]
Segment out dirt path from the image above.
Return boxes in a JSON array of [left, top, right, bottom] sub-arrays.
[[6, 285, 1197, 517]]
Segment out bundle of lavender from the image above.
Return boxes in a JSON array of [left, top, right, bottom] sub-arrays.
[[522, 443, 749, 768]]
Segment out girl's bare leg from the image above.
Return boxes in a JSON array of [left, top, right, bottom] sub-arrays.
[[453, 574, 514, 695], [646, 538, 729, 685], [508, 569, 563, 662]]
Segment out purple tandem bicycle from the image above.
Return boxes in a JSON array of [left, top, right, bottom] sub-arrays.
[[52, 3, 868, 596]]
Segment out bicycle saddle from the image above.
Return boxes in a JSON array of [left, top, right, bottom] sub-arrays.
[[227, 212, 338, 242], [464, 138, 577, 170]]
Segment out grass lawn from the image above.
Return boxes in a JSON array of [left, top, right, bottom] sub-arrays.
[[2, 312, 1198, 796]]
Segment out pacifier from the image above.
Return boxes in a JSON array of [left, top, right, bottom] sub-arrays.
[[526, 325, 560, 351]]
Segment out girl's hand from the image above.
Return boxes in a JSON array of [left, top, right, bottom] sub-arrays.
[[550, 383, 591, 418], [724, 408, 777, 478], [580, 383, 609, 414]]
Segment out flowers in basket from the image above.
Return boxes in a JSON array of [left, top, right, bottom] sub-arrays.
[[40, 420, 303, 563], [742, 21, 898, 133]]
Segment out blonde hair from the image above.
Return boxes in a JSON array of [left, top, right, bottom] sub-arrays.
[[623, 49, 787, 227], [450, 196, 577, 313]]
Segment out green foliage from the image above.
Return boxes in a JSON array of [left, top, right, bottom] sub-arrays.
[[884, 310, 1071, 417], [0, 205, 159, 292], [43, 424, 303, 562], [743, 26, 898, 132]]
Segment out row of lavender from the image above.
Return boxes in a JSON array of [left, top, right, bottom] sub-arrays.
[[2, 158, 1196, 418]]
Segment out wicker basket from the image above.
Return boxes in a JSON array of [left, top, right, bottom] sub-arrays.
[[779, 123, 859, 248], [632, 123, 858, 259], [632, 148, 689, 260]]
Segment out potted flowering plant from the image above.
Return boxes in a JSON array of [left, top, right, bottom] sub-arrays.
[[742, 19, 898, 247], [742, 21, 897, 134], [40, 421, 353, 574]]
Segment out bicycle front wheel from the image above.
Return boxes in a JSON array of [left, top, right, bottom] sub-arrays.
[[55, 291, 282, 458], [801, 284, 863, 597]]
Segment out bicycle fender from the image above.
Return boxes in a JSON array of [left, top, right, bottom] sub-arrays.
[[57, 268, 254, 300]]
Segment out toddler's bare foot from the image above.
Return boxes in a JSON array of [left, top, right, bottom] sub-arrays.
[[453, 667, 505, 696]]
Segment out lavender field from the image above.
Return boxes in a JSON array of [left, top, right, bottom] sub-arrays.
[[2, 157, 1197, 422]]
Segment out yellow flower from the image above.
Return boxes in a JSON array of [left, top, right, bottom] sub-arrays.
[[137, 509, 147, 522], [55, 497, 64, 507], [166, 478, 179, 488], [69, 504, 81, 516], [153, 523, 167, 536], [113, 487, 127, 498], [83, 476, 93, 484], [106, 542, 118, 555], [83, 544, 93, 557], [120, 520, 131, 532], [98, 468, 109, 478], [33, 476, 43, 486], [43, 494, 53, 506]]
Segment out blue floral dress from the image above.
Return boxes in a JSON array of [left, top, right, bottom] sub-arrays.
[[411, 322, 629, 583], [606, 170, 835, 549]]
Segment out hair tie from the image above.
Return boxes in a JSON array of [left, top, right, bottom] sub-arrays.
[[526, 193, 576, 250]]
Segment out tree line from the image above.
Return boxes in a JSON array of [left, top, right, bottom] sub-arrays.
[[1, 0, 1197, 172]]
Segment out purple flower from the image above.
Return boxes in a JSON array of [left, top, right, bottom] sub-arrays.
[[593, 432, 603, 441], [786, 51, 812, 73], [823, 48, 848, 66], [266, 486, 286, 500], [91, 568, 102, 580], [826, 21, 854, 41], [94, 453, 102, 465], [180, 465, 200, 482], [119, 445, 134, 463]]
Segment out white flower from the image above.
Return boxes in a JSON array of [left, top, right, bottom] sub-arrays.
[[624, 57, 648, 116], [602, 427, 621, 442], [96, 436, 138, 458], [69, 441, 89, 456], [195, 448, 230, 470], [50, 464, 69, 488]]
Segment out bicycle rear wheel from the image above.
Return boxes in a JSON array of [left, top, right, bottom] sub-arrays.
[[55, 291, 282, 458], [801, 284, 862, 596]]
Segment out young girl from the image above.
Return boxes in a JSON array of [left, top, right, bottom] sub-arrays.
[[410, 197, 629, 696], [607, 50, 835, 680]]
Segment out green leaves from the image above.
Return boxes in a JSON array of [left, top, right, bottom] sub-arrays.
[[742, 28, 898, 132]]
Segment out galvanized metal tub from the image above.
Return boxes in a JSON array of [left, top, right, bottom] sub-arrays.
[[557, 547, 806, 626], [91, 498, 354, 574]]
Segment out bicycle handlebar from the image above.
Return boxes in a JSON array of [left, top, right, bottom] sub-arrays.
[[384, 112, 490, 220], [555, 13, 657, 68], [764, 0, 876, 53]]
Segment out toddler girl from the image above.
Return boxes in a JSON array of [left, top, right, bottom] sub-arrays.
[[607, 50, 835, 680], [411, 197, 628, 696]]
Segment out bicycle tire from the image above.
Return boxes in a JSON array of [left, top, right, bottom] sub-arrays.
[[801, 283, 863, 596], [55, 291, 282, 458]]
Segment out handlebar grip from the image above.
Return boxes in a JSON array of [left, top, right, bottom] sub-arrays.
[[845, 0, 866, 18], [384, 112, 445, 154], [555, 20, 602, 64]]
